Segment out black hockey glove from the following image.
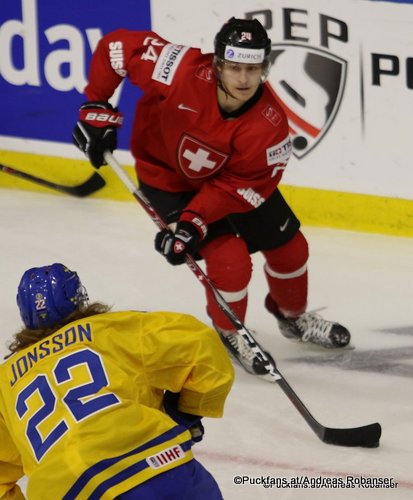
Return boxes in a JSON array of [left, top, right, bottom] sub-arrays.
[[155, 211, 207, 266], [73, 101, 123, 168], [163, 391, 205, 444]]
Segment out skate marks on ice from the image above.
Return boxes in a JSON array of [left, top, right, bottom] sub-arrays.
[[288, 326, 413, 378], [375, 326, 413, 336]]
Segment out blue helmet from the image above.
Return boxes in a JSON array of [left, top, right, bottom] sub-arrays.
[[16, 263, 88, 329]]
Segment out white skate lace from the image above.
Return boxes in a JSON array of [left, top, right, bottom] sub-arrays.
[[227, 334, 256, 363], [296, 312, 333, 343]]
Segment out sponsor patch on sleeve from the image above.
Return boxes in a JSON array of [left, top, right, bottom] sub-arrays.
[[152, 44, 190, 85], [266, 136, 292, 166], [146, 444, 186, 469], [262, 105, 282, 127]]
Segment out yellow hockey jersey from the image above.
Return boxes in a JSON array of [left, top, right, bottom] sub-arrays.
[[0, 310, 234, 499]]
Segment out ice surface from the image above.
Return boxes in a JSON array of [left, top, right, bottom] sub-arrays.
[[1, 188, 412, 499]]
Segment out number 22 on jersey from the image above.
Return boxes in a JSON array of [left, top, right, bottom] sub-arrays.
[[15, 348, 120, 461]]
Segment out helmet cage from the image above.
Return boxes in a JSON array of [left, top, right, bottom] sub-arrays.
[[213, 55, 271, 83]]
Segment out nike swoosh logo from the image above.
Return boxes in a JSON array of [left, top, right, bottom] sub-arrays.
[[280, 218, 290, 232], [178, 103, 198, 113]]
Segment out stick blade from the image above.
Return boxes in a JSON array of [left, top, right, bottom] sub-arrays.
[[322, 422, 382, 448], [0, 164, 105, 198], [66, 172, 106, 197]]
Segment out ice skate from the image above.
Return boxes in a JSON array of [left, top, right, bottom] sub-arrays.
[[265, 295, 350, 348], [214, 325, 274, 375]]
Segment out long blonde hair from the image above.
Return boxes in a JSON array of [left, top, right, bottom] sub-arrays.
[[6, 302, 111, 358]]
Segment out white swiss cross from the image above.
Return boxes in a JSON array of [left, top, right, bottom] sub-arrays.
[[183, 148, 216, 172], [174, 241, 185, 253], [178, 135, 228, 179]]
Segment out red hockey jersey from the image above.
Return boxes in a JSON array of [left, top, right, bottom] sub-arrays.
[[85, 30, 292, 224]]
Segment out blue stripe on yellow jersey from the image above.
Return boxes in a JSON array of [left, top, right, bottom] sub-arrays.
[[64, 426, 192, 500]]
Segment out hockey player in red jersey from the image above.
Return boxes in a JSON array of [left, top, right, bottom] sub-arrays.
[[73, 17, 351, 375]]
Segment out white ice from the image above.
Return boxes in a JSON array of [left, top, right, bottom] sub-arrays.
[[1, 188, 412, 499]]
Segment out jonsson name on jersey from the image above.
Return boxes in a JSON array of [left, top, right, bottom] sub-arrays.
[[9, 322, 93, 386]]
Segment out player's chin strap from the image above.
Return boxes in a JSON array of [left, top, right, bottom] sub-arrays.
[[103, 151, 382, 449]]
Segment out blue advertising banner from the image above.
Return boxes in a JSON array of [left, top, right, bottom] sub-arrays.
[[0, 0, 151, 149]]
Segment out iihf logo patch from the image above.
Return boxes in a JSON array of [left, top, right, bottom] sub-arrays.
[[268, 43, 347, 159], [146, 445, 185, 469]]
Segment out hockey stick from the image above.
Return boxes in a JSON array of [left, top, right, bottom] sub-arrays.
[[103, 151, 382, 448], [0, 163, 105, 197]]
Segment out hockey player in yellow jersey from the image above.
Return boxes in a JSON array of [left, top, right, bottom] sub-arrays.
[[0, 263, 234, 500]]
